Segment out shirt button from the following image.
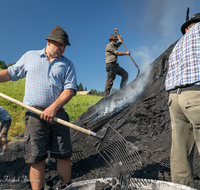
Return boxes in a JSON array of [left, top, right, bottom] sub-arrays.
[[50, 85, 51, 87], [50, 96, 52, 98], [49, 76, 51, 78]]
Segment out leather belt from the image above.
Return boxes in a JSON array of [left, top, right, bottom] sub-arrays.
[[169, 85, 200, 94], [106, 62, 117, 65], [31, 106, 46, 111]]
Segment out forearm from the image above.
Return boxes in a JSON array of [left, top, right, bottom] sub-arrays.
[[50, 89, 75, 112], [0, 69, 11, 82], [40, 89, 75, 122], [117, 51, 130, 56]]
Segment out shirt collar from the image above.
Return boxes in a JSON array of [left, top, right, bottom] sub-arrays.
[[39, 48, 64, 61], [39, 48, 46, 57]]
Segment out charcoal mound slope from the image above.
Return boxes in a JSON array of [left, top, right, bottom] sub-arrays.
[[0, 41, 200, 190]]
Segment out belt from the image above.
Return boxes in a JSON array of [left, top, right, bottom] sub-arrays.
[[106, 62, 117, 65], [169, 84, 200, 94], [31, 106, 46, 111]]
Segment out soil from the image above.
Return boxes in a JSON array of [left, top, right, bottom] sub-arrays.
[[0, 41, 200, 190]]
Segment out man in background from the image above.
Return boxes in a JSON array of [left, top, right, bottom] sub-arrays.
[[165, 12, 200, 187], [0, 25, 77, 190], [104, 28, 130, 97], [0, 106, 11, 155]]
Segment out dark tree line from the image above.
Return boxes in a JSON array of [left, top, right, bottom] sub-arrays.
[[77, 83, 104, 96], [0, 60, 14, 69]]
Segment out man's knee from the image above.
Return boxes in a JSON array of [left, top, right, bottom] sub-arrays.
[[31, 159, 46, 169]]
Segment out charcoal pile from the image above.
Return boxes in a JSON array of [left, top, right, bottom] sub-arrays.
[[0, 41, 200, 190], [70, 40, 200, 189]]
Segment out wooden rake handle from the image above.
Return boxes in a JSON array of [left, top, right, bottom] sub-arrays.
[[114, 29, 140, 76], [0, 92, 102, 139]]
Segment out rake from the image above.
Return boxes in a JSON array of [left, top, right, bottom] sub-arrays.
[[0, 92, 142, 176], [96, 125, 142, 177]]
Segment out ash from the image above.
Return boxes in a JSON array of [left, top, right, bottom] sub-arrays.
[[0, 41, 200, 190]]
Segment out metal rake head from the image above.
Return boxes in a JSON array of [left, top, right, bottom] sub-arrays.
[[96, 125, 142, 177]]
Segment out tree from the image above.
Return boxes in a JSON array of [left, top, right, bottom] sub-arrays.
[[89, 89, 94, 95], [111, 88, 118, 94], [0, 61, 7, 69], [93, 89, 97, 96], [7, 63, 14, 67], [78, 83, 84, 91]]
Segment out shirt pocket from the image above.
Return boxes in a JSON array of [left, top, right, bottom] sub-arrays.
[[183, 98, 200, 109]]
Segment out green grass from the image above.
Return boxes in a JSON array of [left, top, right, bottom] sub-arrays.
[[0, 79, 26, 138], [64, 94, 102, 123], [0, 70, 102, 139]]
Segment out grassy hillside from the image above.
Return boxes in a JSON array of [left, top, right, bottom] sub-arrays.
[[0, 73, 102, 139]]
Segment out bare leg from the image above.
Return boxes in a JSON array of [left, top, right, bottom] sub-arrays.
[[1, 137, 7, 150], [29, 159, 46, 190], [57, 158, 71, 184]]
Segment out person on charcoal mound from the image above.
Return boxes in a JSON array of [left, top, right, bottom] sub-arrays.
[[0, 106, 11, 155], [0, 25, 77, 190], [165, 12, 200, 188], [104, 29, 130, 97]]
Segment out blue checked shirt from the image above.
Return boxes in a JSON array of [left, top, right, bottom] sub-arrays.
[[8, 49, 77, 107], [165, 22, 200, 91]]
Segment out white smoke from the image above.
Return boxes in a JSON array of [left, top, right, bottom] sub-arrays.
[[97, 0, 198, 117]]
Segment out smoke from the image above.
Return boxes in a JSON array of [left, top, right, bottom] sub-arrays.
[[95, 0, 197, 117], [124, 0, 196, 63]]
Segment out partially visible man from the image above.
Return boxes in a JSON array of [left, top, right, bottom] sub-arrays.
[[165, 13, 200, 187], [104, 29, 130, 97], [0, 106, 11, 155], [0, 25, 77, 190]]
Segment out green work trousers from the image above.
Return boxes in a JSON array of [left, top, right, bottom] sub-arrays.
[[168, 90, 200, 188]]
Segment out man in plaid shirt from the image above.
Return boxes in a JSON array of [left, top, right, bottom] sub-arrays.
[[165, 12, 200, 187]]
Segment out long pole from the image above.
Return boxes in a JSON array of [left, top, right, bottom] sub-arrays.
[[0, 92, 102, 139], [114, 29, 140, 77]]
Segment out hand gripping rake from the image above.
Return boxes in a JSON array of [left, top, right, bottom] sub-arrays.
[[0, 92, 142, 176], [114, 28, 140, 77]]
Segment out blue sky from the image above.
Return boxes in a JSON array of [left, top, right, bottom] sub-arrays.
[[0, 0, 199, 92]]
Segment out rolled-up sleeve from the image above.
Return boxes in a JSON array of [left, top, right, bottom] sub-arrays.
[[8, 53, 27, 81], [64, 59, 77, 95], [106, 44, 118, 55]]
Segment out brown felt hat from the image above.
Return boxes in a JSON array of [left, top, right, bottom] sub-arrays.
[[45, 25, 71, 46], [109, 34, 118, 41], [181, 13, 200, 35]]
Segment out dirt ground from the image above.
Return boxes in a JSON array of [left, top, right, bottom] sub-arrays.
[[0, 41, 200, 190]]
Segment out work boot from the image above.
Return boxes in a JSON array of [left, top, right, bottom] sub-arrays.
[[55, 181, 72, 190], [164, 171, 171, 181]]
